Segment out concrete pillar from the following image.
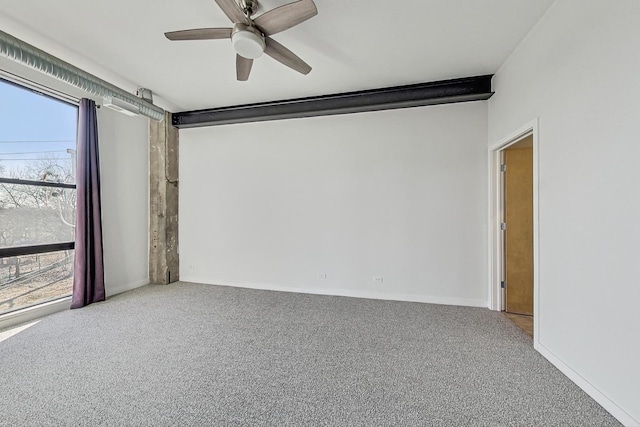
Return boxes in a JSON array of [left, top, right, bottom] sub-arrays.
[[149, 112, 179, 284]]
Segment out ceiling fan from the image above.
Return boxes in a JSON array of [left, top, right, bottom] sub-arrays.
[[165, 0, 318, 81]]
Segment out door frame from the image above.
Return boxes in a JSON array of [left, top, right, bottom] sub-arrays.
[[487, 118, 540, 343]]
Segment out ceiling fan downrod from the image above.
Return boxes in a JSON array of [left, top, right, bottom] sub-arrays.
[[240, 0, 259, 18]]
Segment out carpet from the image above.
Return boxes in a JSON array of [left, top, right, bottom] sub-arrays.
[[0, 282, 620, 426]]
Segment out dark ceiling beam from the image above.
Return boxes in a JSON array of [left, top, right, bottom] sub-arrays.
[[172, 75, 493, 129]]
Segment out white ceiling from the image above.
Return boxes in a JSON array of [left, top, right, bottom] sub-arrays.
[[0, 0, 555, 112]]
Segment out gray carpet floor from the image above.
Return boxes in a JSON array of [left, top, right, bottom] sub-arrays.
[[0, 282, 620, 426]]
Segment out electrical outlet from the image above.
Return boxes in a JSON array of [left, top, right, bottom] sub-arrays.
[[318, 273, 327, 279], [373, 276, 384, 283], [188, 264, 196, 270]]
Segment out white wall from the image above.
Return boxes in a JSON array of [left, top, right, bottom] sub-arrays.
[[97, 108, 149, 296], [180, 102, 488, 306], [488, 1, 640, 424]]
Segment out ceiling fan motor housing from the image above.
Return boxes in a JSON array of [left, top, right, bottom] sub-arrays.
[[232, 23, 266, 59]]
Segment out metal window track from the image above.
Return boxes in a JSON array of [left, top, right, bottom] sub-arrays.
[[0, 242, 75, 258], [0, 178, 76, 189]]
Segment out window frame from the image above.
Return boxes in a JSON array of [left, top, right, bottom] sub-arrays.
[[0, 74, 79, 311]]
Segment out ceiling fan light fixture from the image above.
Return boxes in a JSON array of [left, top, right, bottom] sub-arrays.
[[232, 24, 266, 59]]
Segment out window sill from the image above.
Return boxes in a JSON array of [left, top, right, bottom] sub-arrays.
[[0, 296, 71, 332]]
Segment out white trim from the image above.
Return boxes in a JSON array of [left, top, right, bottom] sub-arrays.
[[487, 118, 540, 343], [0, 296, 71, 332], [535, 341, 639, 426], [105, 278, 149, 298], [531, 124, 540, 346], [180, 278, 488, 308]]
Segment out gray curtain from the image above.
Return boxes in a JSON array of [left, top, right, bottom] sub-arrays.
[[71, 98, 105, 308]]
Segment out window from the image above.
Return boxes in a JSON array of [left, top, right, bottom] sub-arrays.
[[0, 77, 78, 316]]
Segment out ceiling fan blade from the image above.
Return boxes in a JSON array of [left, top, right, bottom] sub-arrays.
[[254, 0, 317, 35], [236, 55, 253, 81], [164, 28, 232, 41], [215, 0, 247, 24], [264, 37, 311, 75]]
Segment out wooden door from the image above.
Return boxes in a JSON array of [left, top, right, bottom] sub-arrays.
[[504, 139, 533, 315]]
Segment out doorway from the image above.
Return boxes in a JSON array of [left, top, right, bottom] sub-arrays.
[[501, 136, 533, 336], [489, 121, 539, 342]]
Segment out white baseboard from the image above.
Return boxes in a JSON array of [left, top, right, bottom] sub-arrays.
[[535, 341, 638, 426], [180, 277, 488, 308], [106, 278, 149, 298], [0, 296, 71, 332]]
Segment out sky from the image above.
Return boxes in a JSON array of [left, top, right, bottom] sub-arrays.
[[0, 78, 77, 177]]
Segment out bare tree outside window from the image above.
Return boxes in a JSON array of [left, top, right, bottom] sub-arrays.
[[0, 155, 76, 248]]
